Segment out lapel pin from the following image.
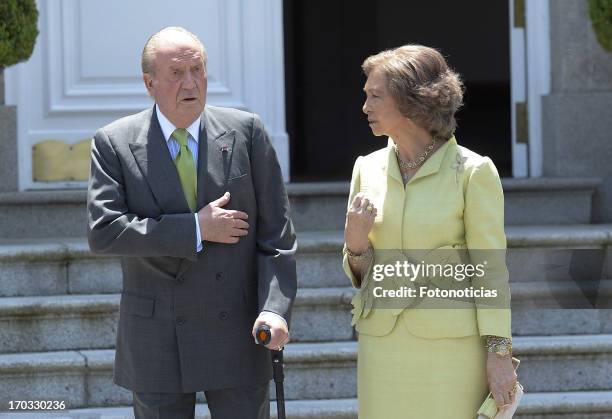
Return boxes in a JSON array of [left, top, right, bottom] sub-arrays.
[[220, 146, 231, 153]]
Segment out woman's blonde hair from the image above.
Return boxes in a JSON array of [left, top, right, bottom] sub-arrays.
[[362, 45, 464, 140]]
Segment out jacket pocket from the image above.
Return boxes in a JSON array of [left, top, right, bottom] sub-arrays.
[[121, 292, 155, 318], [228, 172, 249, 182], [228, 172, 252, 194], [355, 309, 398, 337]]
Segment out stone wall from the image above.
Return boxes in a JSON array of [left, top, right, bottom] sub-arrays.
[[543, 0, 612, 222]]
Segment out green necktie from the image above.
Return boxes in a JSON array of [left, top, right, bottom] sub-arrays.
[[172, 128, 197, 212]]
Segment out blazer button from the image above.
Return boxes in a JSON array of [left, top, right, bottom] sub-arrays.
[[218, 311, 229, 321], [176, 317, 186, 326], [216, 272, 223, 281]]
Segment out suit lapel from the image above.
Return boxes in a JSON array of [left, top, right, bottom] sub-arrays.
[[407, 136, 456, 184], [196, 116, 209, 210], [200, 107, 237, 205], [128, 107, 190, 214], [384, 139, 404, 187]]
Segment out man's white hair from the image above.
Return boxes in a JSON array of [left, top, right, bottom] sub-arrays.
[[141, 26, 207, 75]]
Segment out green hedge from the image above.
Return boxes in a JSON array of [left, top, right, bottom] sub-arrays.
[[0, 0, 39, 68], [589, 0, 612, 52]]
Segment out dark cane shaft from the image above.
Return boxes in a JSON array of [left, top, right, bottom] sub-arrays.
[[255, 325, 286, 419], [272, 350, 286, 419]]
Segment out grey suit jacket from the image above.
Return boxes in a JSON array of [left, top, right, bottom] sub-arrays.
[[87, 105, 297, 393]]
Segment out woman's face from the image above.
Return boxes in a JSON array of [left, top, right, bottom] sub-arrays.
[[362, 69, 408, 138]]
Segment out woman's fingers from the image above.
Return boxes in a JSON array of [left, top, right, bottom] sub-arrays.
[[502, 389, 513, 406], [351, 194, 363, 209], [350, 194, 377, 215], [492, 383, 516, 409], [492, 390, 509, 409], [359, 197, 370, 211], [486, 353, 518, 408], [358, 196, 376, 214]]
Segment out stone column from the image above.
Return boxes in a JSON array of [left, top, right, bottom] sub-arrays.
[[542, 0, 612, 222], [0, 68, 19, 192], [0, 68, 4, 105]]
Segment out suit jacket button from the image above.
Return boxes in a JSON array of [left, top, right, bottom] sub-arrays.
[[218, 311, 229, 320], [216, 272, 223, 281], [176, 317, 186, 326]]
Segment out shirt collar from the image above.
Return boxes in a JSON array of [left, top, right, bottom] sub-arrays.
[[155, 105, 201, 144]]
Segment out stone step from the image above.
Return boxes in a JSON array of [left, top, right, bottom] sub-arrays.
[[2, 281, 611, 353], [512, 309, 612, 336], [14, 392, 612, 419], [0, 342, 356, 409], [1, 224, 611, 297], [0, 238, 120, 297], [289, 178, 600, 230], [0, 288, 355, 353], [0, 178, 600, 238], [292, 287, 354, 342], [516, 391, 612, 419], [299, 224, 612, 248], [54, 399, 358, 419], [0, 294, 118, 354], [514, 334, 612, 392], [1, 336, 611, 409], [298, 225, 612, 288], [509, 278, 612, 336], [510, 279, 612, 309]]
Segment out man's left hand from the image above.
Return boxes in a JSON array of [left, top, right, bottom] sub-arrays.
[[252, 312, 289, 350]]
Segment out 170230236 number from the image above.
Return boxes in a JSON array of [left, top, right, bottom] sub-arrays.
[[8, 400, 66, 410]]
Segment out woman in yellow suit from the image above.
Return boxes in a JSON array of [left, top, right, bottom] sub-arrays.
[[343, 45, 518, 418]]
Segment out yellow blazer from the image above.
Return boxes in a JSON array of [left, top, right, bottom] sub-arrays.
[[343, 136, 511, 339]]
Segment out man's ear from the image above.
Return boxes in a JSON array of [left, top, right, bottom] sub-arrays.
[[143, 73, 155, 97]]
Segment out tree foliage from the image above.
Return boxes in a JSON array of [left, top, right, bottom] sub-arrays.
[[589, 0, 612, 52], [0, 0, 39, 68]]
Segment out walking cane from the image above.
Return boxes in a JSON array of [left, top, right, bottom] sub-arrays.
[[255, 325, 286, 419]]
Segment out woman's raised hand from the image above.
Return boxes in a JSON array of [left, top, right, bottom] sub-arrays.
[[344, 193, 377, 253]]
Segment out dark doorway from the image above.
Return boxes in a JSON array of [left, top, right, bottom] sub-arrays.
[[284, 0, 512, 181]]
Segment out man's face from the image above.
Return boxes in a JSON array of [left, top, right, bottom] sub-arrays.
[[144, 35, 207, 128]]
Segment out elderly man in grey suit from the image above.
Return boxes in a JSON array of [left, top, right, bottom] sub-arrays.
[[87, 26, 297, 419]]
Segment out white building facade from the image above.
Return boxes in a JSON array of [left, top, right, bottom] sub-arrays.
[[5, 0, 289, 188], [4, 0, 611, 223]]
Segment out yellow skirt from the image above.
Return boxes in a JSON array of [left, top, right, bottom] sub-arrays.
[[357, 312, 488, 419]]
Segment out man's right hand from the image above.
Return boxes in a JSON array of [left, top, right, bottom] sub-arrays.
[[198, 192, 249, 244]]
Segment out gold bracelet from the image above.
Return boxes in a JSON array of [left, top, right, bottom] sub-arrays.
[[343, 244, 373, 262], [484, 335, 513, 357]]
